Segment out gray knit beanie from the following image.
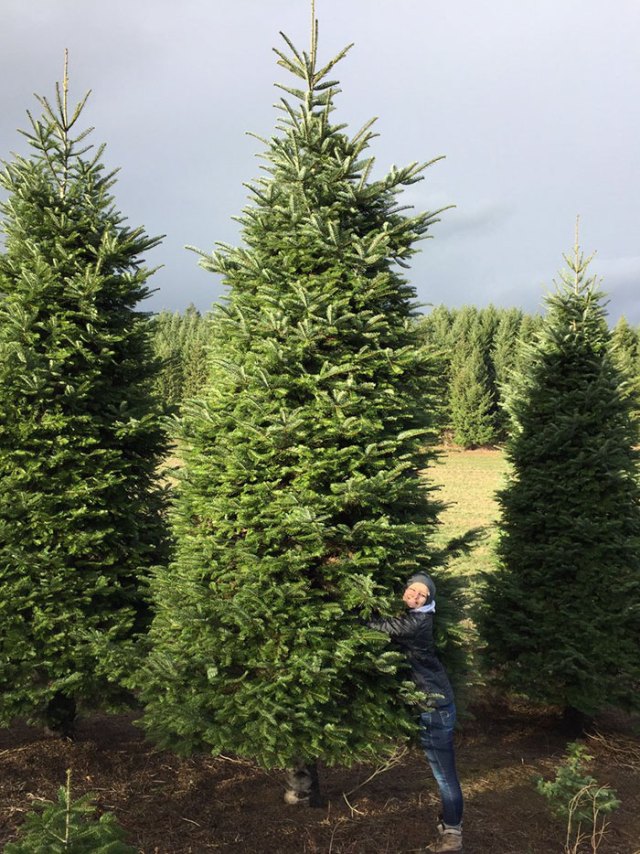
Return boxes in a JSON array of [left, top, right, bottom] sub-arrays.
[[405, 573, 436, 601]]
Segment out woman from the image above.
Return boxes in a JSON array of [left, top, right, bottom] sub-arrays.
[[369, 573, 464, 853]]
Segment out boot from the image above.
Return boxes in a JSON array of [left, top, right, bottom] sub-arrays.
[[283, 759, 323, 807], [430, 821, 463, 852]]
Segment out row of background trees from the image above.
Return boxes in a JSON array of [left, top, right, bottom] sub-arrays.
[[151, 304, 640, 447]]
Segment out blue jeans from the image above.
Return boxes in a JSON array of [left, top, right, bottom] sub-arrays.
[[418, 701, 464, 827]]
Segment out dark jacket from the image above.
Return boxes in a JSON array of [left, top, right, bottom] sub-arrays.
[[368, 610, 454, 708]]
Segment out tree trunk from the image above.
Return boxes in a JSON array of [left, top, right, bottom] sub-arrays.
[[560, 705, 593, 738], [45, 693, 76, 739]]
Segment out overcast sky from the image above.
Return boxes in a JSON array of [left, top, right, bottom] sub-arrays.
[[2, 0, 639, 322]]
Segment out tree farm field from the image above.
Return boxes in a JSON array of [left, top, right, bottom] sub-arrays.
[[428, 446, 511, 578], [2, 450, 640, 853]]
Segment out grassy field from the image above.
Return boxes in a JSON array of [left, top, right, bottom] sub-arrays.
[[427, 447, 510, 579]]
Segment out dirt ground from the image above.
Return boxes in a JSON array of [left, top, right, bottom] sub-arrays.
[[1, 696, 639, 854]]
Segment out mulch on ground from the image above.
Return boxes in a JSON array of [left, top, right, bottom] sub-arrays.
[[1, 696, 639, 853]]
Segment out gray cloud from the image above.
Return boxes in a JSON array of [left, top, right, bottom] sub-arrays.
[[596, 257, 640, 324], [438, 202, 512, 238], [1, 0, 638, 325]]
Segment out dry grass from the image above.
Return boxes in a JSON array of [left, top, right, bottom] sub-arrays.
[[428, 446, 510, 579]]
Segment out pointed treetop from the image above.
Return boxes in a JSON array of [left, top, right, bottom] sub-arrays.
[[274, 0, 353, 109], [62, 48, 69, 121], [310, 0, 317, 68], [571, 214, 586, 293], [552, 216, 596, 299]]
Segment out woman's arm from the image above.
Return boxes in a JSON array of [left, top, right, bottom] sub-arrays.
[[368, 611, 424, 640]]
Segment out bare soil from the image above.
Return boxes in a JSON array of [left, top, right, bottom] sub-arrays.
[[1, 696, 639, 853]]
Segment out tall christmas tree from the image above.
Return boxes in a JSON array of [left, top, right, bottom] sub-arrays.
[[0, 58, 169, 731], [480, 236, 640, 730], [140, 18, 459, 768]]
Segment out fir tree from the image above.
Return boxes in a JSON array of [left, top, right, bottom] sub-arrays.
[[151, 305, 211, 411], [492, 308, 523, 386], [5, 770, 136, 853], [610, 316, 638, 365], [492, 308, 524, 438], [418, 306, 454, 352], [449, 327, 495, 448], [139, 21, 461, 768], [513, 312, 543, 371], [181, 305, 210, 400], [477, 305, 501, 430], [416, 305, 454, 429], [0, 59, 169, 730], [450, 305, 478, 344], [610, 315, 639, 411], [477, 304, 500, 366], [151, 310, 187, 409], [480, 239, 640, 729]]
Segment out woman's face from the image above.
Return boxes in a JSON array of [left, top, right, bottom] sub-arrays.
[[402, 582, 429, 609]]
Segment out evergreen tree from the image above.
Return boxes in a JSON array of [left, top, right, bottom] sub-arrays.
[[0, 60, 169, 730], [492, 308, 523, 387], [449, 331, 495, 448], [610, 315, 639, 413], [480, 241, 640, 728], [139, 22, 461, 768], [5, 770, 136, 853], [151, 305, 210, 411], [513, 312, 543, 370], [477, 305, 500, 361], [450, 305, 478, 344], [416, 305, 454, 428], [610, 316, 638, 364], [477, 305, 501, 431], [151, 310, 187, 409], [418, 305, 454, 351], [492, 308, 524, 438], [181, 304, 210, 400], [419, 305, 544, 444]]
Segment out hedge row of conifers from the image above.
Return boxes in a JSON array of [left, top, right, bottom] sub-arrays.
[[151, 304, 640, 449]]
